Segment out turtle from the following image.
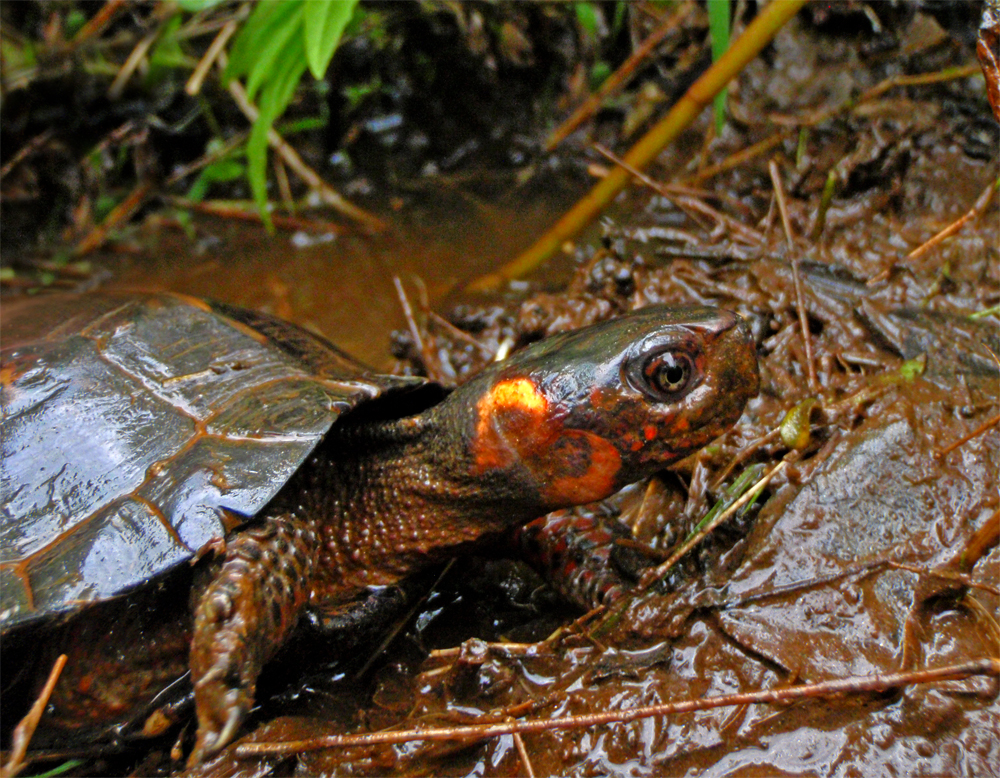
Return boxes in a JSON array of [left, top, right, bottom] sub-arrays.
[[0, 292, 759, 763]]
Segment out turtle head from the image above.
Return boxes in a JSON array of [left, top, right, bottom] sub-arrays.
[[462, 306, 759, 511]]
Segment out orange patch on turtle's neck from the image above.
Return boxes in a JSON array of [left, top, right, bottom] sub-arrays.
[[471, 377, 622, 506], [489, 377, 547, 414], [473, 377, 551, 471]]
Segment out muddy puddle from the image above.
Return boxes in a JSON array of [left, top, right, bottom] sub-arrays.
[[2, 5, 998, 778], [92, 187, 584, 371]]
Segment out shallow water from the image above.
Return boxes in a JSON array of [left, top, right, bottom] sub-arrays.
[[103, 186, 582, 369]]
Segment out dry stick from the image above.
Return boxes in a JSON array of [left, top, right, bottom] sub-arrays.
[[589, 144, 706, 228], [0, 130, 53, 180], [70, 0, 126, 47], [591, 144, 764, 246], [108, 30, 159, 100], [689, 63, 980, 193], [393, 276, 439, 380], [236, 658, 998, 757], [466, 0, 809, 292], [185, 18, 239, 96], [900, 506, 1000, 670], [0, 655, 68, 778], [683, 130, 791, 185], [935, 412, 1000, 458], [428, 311, 496, 359], [956, 508, 1000, 574], [545, 1, 695, 151], [219, 57, 387, 233], [768, 159, 818, 392], [888, 560, 1000, 597], [710, 428, 782, 489], [511, 731, 537, 778], [903, 176, 1000, 265], [687, 66, 976, 187], [273, 155, 294, 213], [165, 134, 247, 187], [430, 605, 608, 662], [637, 457, 789, 591], [856, 63, 984, 106], [74, 181, 153, 255], [768, 63, 983, 130], [164, 196, 344, 235]]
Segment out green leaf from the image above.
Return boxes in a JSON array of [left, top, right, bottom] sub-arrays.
[[225, 0, 301, 88], [279, 116, 328, 134], [187, 158, 246, 202], [708, 0, 731, 131], [244, 3, 306, 102], [65, 10, 87, 36], [589, 61, 611, 89], [21, 759, 84, 778], [176, 0, 228, 11], [303, 0, 360, 80], [574, 3, 599, 38], [246, 48, 308, 228], [225, 0, 359, 227], [147, 15, 188, 80]]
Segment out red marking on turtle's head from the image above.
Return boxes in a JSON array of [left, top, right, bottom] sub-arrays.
[[462, 305, 759, 513]]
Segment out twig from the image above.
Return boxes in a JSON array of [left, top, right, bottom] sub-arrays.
[[0, 130, 53, 180], [934, 412, 1000, 458], [954, 508, 1000, 575], [185, 19, 238, 96], [512, 731, 536, 778], [273, 155, 294, 213], [903, 176, 1000, 264], [856, 64, 984, 106], [545, 1, 695, 151], [768, 64, 983, 130], [769, 159, 818, 392], [684, 130, 792, 184], [393, 276, 439, 380], [165, 134, 247, 187], [235, 658, 999, 756], [591, 144, 764, 245], [164, 196, 344, 235], [70, 0, 126, 47], [427, 311, 496, 359], [589, 144, 707, 228], [73, 181, 153, 255], [637, 457, 789, 591], [1, 655, 68, 778], [108, 30, 159, 100], [887, 560, 999, 597]]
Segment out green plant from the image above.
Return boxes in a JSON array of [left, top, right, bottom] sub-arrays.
[[221, 0, 360, 225], [707, 0, 731, 131]]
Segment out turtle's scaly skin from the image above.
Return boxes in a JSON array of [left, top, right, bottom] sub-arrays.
[[0, 296, 759, 763]]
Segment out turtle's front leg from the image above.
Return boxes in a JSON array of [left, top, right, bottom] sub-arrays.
[[188, 513, 319, 765]]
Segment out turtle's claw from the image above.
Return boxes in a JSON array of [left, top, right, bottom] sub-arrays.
[[188, 705, 244, 766]]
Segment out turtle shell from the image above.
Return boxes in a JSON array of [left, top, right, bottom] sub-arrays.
[[0, 292, 424, 631]]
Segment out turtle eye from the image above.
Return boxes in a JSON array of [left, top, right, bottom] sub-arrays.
[[626, 348, 694, 400], [647, 351, 691, 392]]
